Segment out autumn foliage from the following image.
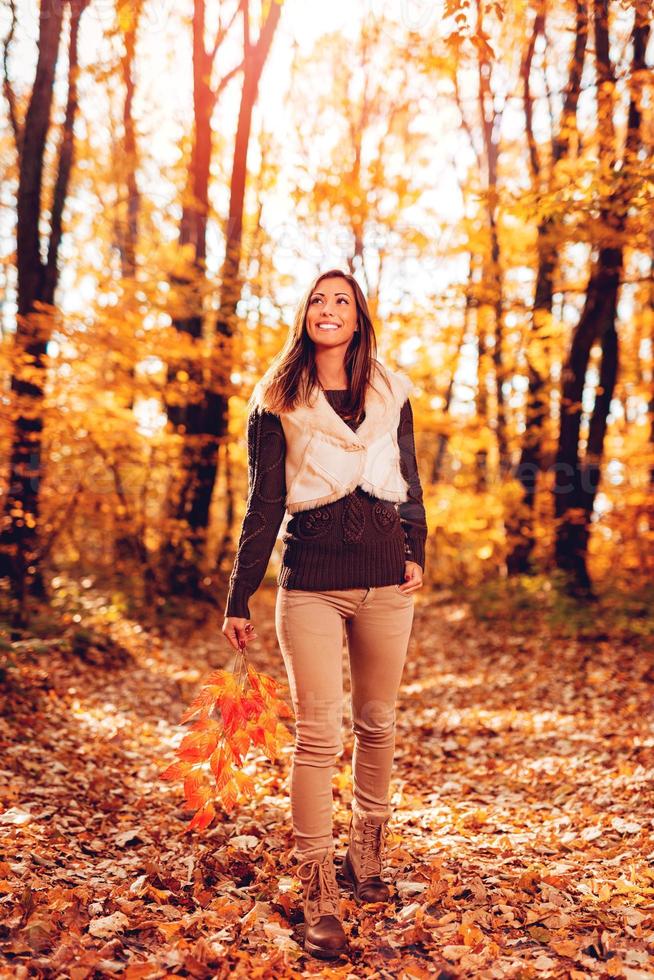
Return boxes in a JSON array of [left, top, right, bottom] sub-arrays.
[[1, 0, 652, 626], [160, 648, 293, 831]]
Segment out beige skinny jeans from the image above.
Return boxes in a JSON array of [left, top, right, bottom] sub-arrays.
[[274, 583, 415, 854]]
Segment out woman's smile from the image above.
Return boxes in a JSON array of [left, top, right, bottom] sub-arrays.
[[307, 279, 358, 347]]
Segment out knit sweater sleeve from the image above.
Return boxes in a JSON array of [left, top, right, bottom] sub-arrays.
[[223, 407, 287, 620], [397, 397, 428, 571]]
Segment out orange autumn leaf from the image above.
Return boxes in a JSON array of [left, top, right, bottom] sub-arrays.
[[209, 743, 232, 780], [275, 721, 293, 744], [262, 730, 280, 761], [256, 672, 281, 695], [204, 669, 238, 691], [228, 727, 251, 763], [179, 674, 237, 723], [183, 770, 212, 810], [219, 778, 239, 813], [178, 726, 220, 762], [259, 711, 279, 734], [233, 770, 255, 798], [276, 699, 293, 719], [241, 693, 266, 719], [249, 725, 266, 747], [219, 693, 246, 736], [214, 764, 236, 794], [160, 759, 194, 781], [179, 687, 217, 725], [246, 663, 263, 689], [188, 800, 217, 831]]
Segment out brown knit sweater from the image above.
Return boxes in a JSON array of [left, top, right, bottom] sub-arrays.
[[224, 388, 428, 620]]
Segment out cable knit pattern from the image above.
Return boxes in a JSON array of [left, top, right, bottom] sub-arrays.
[[341, 494, 366, 544], [224, 389, 428, 619]]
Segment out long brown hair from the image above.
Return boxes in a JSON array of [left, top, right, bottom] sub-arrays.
[[248, 269, 391, 423]]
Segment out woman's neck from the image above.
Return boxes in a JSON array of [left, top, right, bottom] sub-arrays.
[[315, 350, 348, 390]]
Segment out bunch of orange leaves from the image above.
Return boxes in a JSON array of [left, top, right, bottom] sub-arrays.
[[160, 640, 293, 830]]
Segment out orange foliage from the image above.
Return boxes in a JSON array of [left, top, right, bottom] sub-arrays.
[[160, 644, 293, 830]]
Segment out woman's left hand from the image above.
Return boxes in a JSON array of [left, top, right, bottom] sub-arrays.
[[398, 560, 423, 594]]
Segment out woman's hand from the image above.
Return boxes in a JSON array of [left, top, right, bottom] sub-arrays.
[[397, 560, 423, 594], [222, 616, 257, 652]]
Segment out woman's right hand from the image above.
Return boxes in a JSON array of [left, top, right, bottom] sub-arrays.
[[222, 616, 257, 652]]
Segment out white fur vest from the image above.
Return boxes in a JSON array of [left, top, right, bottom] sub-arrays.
[[252, 360, 415, 514]]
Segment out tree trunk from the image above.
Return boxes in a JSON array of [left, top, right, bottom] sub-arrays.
[[431, 272, 474, 485], [0, 0, 87, 617], [554, 0, 649, 593], [475, 305, 492, 493], [506, 0, 587, 574], [114, 1, 141, 281], [164, 0, 282, 595], [649, 255, 654, 490], [554, 258, 621, 591], [112, 0, 147, 569], [506, 233, 555, 574], [475, 0, 508, 480]]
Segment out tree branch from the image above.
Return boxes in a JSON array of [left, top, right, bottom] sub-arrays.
[[2, 0, 21, 154]]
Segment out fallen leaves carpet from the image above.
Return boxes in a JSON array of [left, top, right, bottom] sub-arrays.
[[1, 583, 653, 978]]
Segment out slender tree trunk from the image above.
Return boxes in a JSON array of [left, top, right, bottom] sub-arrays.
[[114, 1, 141, 281], [474, 0, 509, 479], [112, 0, 149, 573], [505, 236, 555, 574], [488, 214, 509, 476], [432, 274, 474, 484], [648, 387, 654, 516], [215, 440, 235, 571], [165, 0, 215, 426], [575, 322, 618, 551], [649, 257, 654, 490], [475, 305, 492, 492]]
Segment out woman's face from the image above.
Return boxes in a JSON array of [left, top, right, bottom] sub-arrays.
[[305, 277, 358, 351]]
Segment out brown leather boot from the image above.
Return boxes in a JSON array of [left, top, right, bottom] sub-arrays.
[[342, 800, 391, 903], [295, 847, 348, 959]]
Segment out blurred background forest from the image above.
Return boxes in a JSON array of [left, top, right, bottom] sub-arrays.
[[1, 0, 653, 629]]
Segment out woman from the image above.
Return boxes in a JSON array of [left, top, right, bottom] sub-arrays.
[[222, 269, 427, 960]]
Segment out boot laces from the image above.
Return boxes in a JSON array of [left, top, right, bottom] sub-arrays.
[[296, 851, 340, 922], [360, 817, 388, 878]]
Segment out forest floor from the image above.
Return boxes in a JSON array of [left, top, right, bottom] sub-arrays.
[[1, 577, 654, 979]]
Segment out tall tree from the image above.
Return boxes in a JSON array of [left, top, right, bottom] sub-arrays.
[[452, 0, 509, 488], [553, 0, 650, 594], [0, 0, 89, 616], [475, 0, 510, 479], [164, 0, 282, 594], [506, 0, 588, 573], [113, 0, 142, 283]]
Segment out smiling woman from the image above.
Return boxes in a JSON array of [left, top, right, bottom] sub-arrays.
[[221, 268, 428, 960]]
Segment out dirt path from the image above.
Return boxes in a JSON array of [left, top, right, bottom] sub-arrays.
[[1, 584, 653, 978]]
